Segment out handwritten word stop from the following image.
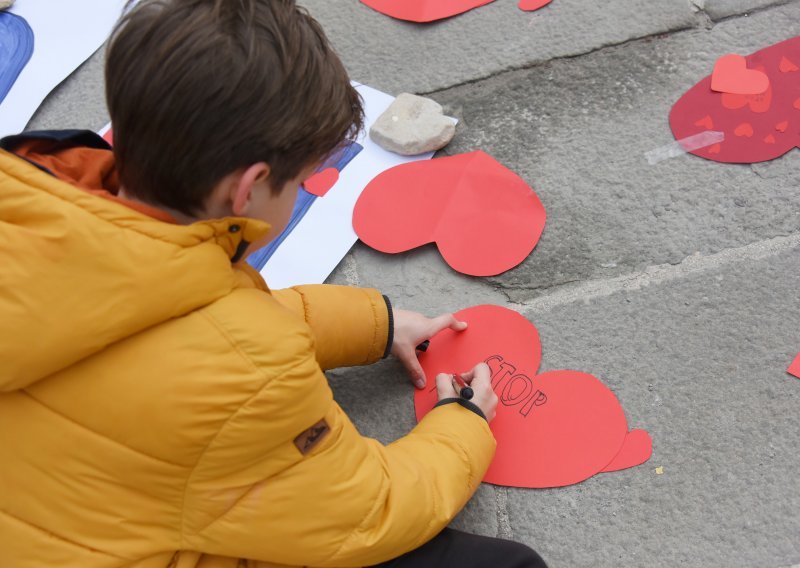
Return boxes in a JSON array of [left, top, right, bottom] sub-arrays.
[[414, 305, 651, 488]]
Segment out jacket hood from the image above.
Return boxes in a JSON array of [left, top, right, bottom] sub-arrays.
[[0, 146, 270, 391]]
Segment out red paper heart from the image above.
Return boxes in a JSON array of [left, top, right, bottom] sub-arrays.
[[353, 151, 546, 277], [414, 305, 650, 488], [779, 56, 798, 73], [694, 115, 714, 129], [721, 75, 773, 113], [601, 429, 653, 472], [670, 36, 800, 163], [734, 123, 754, 137], [359, 0, 495, 22], [711, 54, 770, 95], [303, 167, 339, 197], [789, 353, 800, 379], [518, 0, 552, 11]]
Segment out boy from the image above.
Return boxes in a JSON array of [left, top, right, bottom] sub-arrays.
[[0, 1, 546, 566]]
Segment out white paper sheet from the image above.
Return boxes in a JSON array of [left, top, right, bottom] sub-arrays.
[[260, 84, 441, 289], [1, 0, 126, 137]]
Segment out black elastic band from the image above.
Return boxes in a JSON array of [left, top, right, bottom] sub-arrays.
[[433, 397, 487, 422]]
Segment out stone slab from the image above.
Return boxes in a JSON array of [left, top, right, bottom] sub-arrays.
[[330, 239, 800, 566], [428, 3, 800, 302], [26, 45, 109, 132], [501, 246, 800, 567], [298, 0, 697, 94], [702, 0, 797, 20]]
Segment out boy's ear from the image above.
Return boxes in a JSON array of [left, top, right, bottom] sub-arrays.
[[231, 162, 271, 216]]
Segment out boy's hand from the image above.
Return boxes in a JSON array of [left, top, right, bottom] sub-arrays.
[[391, 309, 467, 389], [435, 363, 498, 422]]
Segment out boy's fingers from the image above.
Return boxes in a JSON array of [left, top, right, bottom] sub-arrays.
[[399, 347, 426, 389], [468, 362, 492, 387], [435, 373, 459, 399], [430, 313, 468, 335]]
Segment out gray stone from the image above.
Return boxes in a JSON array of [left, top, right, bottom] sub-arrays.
[[26, 45, 109, 133], [369, 93, 456, 155]]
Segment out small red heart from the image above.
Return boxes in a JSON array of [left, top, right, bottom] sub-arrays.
[[789, 353, 800, 379], [354, 151, 546, 277], [694, 115, 714, 129], [708, 144, 722, 154], [794, 97, 800, 110], [711, 54, 770, 95], [776, 121, 788, 133], [518, 0, 551, 10], [764, 134, 776, 144], [303, 167, 339, 197], [734, 123, 754, 137], [779, 56, 799, 73], [415, 305, 650, 488]]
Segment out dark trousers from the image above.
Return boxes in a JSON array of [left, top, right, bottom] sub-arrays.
[[372, 528, 548, 568]]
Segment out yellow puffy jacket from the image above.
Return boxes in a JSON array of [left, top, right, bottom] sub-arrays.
[[0, 145, 496, 567]]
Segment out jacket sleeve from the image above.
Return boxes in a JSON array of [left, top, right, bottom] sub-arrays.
[[271, 284, 391, 370], [180, 325, 496, 567]]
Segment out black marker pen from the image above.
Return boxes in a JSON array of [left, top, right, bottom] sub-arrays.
[[452, 373, 474, 401]]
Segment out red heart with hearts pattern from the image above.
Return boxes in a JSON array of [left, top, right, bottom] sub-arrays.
[[414, 305, 652, 488], [670, 36, 800, 163]]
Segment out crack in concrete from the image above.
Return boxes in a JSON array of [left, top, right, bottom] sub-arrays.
[[707, 0, 800, 23], [494, 486, 514, 539], [422, 0, 796, 97], [687, 0, 713, 28], [513, 232, 800, 316], [750, 164, 766, 179]]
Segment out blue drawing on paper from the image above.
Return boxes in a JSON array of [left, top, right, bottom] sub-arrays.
[[247, 141, 364, 272], [0, 11, 34, 104]]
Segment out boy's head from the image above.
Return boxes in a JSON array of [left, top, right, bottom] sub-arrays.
[[105, 0, 363, 220]]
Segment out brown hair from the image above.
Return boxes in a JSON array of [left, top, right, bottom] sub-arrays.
[[106, 0, 363, 215]]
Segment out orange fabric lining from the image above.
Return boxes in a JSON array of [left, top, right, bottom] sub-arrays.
[[14, 140, 177, 224]]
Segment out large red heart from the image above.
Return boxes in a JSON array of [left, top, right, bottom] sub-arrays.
[[353, 151, 546, 277], [414, 305, 652, 488], [711, 54, 770, 95], [359, 0, 495, 22], [670, 36, 800, 163]]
